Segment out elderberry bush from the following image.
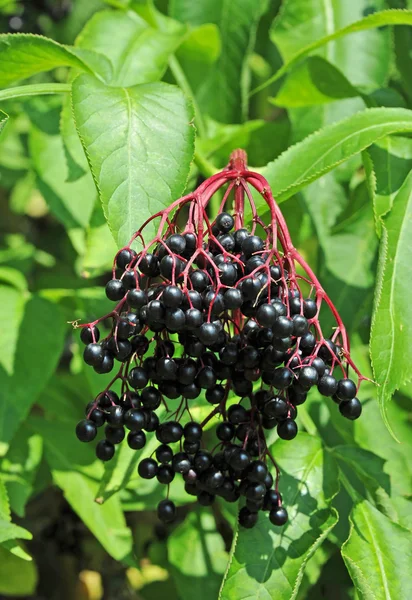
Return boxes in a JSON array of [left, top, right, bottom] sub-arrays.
[[74, 150, 364, 528]]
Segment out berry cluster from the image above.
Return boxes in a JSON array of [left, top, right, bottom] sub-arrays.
[[74, 150, 365, 528]]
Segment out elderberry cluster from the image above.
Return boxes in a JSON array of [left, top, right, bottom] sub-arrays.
[[74, 151, 363, 529]]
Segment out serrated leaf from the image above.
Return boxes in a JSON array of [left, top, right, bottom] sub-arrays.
[[0, 33, 112, 85], [220, 434, 339, 600], [170, 0, 267, 123], [76, 10, 184, 87], [168, 509, 228, 600], [364, 137, 412, 236], [0, 426, 43, 517], [0, 295, 65, 454], [256, 9, 412, 94], [370, 171, 412, 436], [71, 74, 195, 247], [271, 0, 390, 92], [342, 500, 412, 600], [260, 108, 412, 205], [29, 416, 133, 562]]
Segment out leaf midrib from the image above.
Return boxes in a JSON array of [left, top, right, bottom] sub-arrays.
[[362, 504, 393, 600]]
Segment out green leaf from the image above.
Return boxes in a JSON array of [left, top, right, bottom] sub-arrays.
[[168, 509, 228, 600], [256, 8, 412, 94], [170, 0, 267, 123], [75, 10, 184, 87], [0, 295, 65, 454], [0, 425, 43, 517], [29, 416, 134, 562], [0, 284, 26, 375], [370, 171, 412, 436], [0, 33, 112, 85], [80, 199, 118, 278], [0, 480, 32, 546], [0, 545, 37, 596], [71, 74, 195, 247], [220, 433, 339, 600], [364, 137, 412, 235], [332, 446, 390, 495], [260, 108, 412, 205], [272, 56, 361, 108], [271, 0, 390, 91], [29, 124, 97, 255], [342, 500, 412, 600]]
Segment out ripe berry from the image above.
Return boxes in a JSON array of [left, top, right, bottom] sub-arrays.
[[138, 458, 158, 479], [239, 506, 258, 528], [197, 322, 220, 345], [127, 289, 147, 308], [128, 367, 148, 389], [206, 385, 225, 405], [88, 408, 105, 427], [124, 409, 146, 431], [241, 235, 264, 258], [339, 398, 362, 420], [216, 422, 235, 441], [317, 374, 338, 397], [277, 419, 298, 440], [96, 439, 115, 461], [185, 308, 203, 329], [336, 378, 357, 401], [80, 326, 100, 345], [83, 343, 104, 367], [247, 460, 268, 483], [76, 419, 97, 442], [116, 248, 136, 269], [156, 421, 183, 444], [216, 212, 234, 232], [303, 298, 317, 319], [298, 366, 318, 390], [269, 506, 288, 526], [229, 448, 250, 470], [272, 367, 293, 390], [198, 491, 215, 506], [224, 288, 243, 309], [228, 404, 248, 424], [183, 422, 203, 442], [272, 316, 293, 337], [157, 464, 175, 484], [264, 397, 288, 419], [127, 430, 146, 449], [139, 253, 159, 276], [106, 279, 126, 301], [166, 234, 186, 254], [162, 285, 183, 308], [172, 452, 191, 474], [256, 304, 278, 327], [292, 314, 309, 337], [105, 425, 125, 444], [141, 386, 161, 410], [106, 405, 124, 427], [157, 499, 176, 523]]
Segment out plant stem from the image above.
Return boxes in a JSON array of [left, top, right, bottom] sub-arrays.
[[0, 83, 71, 102], [169, 55, 207, 139]]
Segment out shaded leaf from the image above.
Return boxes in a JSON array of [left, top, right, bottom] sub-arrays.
[[71, 74, 195, 247], [170, 0, 267, 123], [168, 509, 228, 600], [0, 295, 65, 454], [29, 416, 134, 562]]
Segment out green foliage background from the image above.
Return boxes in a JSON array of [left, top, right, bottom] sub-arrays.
[[0, 0, 411, 598]]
